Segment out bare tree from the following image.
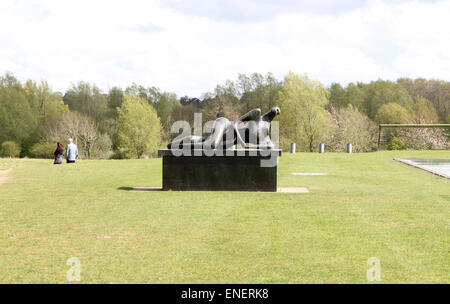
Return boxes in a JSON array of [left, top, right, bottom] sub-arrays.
[[61, 112, 98, 158]]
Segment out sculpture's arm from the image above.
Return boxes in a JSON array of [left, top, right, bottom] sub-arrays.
[[232, 108, 261, 147], [238, 108, 261, 122]]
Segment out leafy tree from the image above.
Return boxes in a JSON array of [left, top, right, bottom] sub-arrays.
[[329, 83, 347, 108], [0, 74, 38, 145], [414, 97, 438, 123], [364, 80, 414, 119], [240, 73, 282, 112], [206, 72, 282, 114], [277, 72, 330, 152], [24, 80, 68, 120], [398, 78, 449, 122], [344, 82, 367, 112], [327, 82, 367, 111], [117, 95, 161, 158], [125, 83, 160, 104], [103, 87, 124, 148], [375, 103, 411, 124], [155, 92, 178, 129], [107, 87, 124, 116], [124, 84, 179, 128], [63, 82, 108, 123]]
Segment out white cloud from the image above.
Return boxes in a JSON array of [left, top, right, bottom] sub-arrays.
[[0, 0, 448, 97]]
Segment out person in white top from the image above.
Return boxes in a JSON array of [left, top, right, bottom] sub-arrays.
[[66, 138, 78, 163]]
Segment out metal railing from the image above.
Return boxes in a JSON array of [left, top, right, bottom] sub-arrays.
[[377, 124, 450, 150]]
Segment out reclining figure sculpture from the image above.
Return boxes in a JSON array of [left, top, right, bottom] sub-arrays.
[[167, 106, 281, 150]]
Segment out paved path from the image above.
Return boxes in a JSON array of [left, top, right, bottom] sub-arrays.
[[130, 187, 309, 193], [0, 168, 13, 184], [395, 158, 450, 179]]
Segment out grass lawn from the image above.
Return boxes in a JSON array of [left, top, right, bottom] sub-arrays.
[[0, 151, 449, 283]]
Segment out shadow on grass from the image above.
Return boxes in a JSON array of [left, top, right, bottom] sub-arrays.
[[117, 186, 162, 192], [117, 186, 134, 191]]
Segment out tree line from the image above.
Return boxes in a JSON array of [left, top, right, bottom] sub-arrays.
[[0, 71, 448, 158]]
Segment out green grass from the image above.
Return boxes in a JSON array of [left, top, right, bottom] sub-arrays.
[[0, 151, 449, 283]]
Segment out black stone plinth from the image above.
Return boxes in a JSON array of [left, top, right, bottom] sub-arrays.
[[158, 149, 281, 192]]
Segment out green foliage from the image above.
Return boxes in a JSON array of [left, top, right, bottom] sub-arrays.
[[0, 141, 21, 157], [1, 71, 448, 157], [398, 78, 450, 123], [107, 87, 124, 115], [375, 103, 411, 124], [202, 73, 282, 118], [329, 83, 347, 108], [0, 74, 39, 144], [24, 80, 68, 120], [239, 73, 282, 112], [277, 72, 330, 152], [365, 80, 414, 119], [0, 74, 68, 156], [30, 141, 55, 159], [386, 137, 406, 150], [125, 83, 160, 104], [344, 83, 367, 111], [124, 84, 178, 132], [414, 96, 438, 123], [63, 82, 108, 123], [117, 95, 162, 158], [155, 92, 178, 129]]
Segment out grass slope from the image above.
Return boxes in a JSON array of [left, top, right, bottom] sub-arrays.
[[0, 151, 449, 283]]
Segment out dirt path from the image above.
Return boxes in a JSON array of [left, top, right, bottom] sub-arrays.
[[0, 168, 13, 184]]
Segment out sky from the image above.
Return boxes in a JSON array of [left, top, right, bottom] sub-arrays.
[[0, 0, 449, 97]]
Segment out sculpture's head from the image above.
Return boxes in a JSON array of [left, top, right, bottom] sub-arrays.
[[272, 107, 281, 116]]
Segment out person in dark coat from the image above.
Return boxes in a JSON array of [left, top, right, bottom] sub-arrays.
[[53, 142, 64, 165]]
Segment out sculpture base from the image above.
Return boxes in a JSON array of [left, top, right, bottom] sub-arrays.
[[158, 149, 281, 192]]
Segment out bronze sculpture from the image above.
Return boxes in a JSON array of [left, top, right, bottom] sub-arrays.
[[168, 106, 281, 150]]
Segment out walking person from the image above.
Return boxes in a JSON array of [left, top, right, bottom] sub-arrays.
[[66, 138, 78, 163], [53, 142, 64, 165]]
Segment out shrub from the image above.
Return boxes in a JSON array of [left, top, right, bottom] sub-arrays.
[[30, 142, 56, 159], [386, 137, 406, 150], [90, 133, 113, 159], [0, 141, 21, 157]]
